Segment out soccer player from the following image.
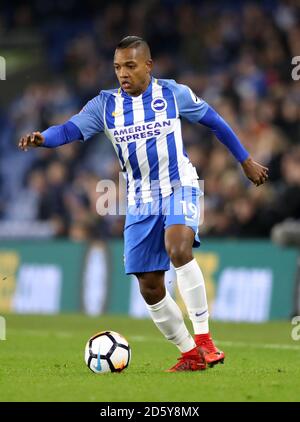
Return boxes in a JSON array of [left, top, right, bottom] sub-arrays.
[[19, 36, 268, 372]]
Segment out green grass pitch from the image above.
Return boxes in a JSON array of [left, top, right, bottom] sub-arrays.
[[0, 314, 299, 402]]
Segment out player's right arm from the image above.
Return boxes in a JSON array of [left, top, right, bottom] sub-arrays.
[[18, 92, 105, 151], [19, 130, 46, 151], [18, 122, 83, 151]]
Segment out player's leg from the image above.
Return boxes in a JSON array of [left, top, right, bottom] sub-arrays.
[[164, 186, 225, 366], [135, 270, 206, 372], [165, 225, 225, 366], [124, 205, 205, 371], [165, 224, 210, 334]]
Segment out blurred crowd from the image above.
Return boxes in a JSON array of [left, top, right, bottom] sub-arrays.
[[0, 0, 299, 240]]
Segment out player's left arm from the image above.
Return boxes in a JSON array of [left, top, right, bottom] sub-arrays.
[[173, 82, 268, 186], [199, 106, 269, 186]]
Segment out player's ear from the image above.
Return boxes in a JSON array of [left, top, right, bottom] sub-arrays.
[[146, 59, 153, 74]]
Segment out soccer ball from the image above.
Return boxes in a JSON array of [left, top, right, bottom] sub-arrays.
[[84, 331, 131, 374]]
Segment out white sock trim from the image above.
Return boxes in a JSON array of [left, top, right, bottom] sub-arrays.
[[146, 293, 168, 312], [174, 258, 196, 273]]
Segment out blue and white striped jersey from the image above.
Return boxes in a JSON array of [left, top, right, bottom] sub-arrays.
[[70, 78, 208, 205]]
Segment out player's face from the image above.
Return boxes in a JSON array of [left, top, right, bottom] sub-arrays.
[[114, 47, 153, 96]]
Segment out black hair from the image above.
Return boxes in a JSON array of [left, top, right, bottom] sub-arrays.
[[116, 36, 151, 54]]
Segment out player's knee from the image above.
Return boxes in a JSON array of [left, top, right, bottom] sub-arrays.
[[167, 243, 193, 268], [138, 280, 165, 305]]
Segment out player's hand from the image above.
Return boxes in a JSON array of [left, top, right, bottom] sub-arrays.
[[18, 131, 44, 151], [241, 156, 269, 187]]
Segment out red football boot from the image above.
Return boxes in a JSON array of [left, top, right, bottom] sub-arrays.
[[165, 346, 207, 372], [195, 333, 225, 367]]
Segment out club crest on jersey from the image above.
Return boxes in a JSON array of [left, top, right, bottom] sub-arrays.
[[151, 97, 167, 113]]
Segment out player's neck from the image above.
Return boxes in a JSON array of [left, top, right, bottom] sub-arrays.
[[128, 76, 152, 97]]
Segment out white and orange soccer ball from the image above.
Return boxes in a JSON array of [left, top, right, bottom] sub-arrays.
[[84, 331, 131, 374]]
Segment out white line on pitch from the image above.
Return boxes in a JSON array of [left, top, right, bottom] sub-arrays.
[[131, 336, 300, 350], [217, 340, 300, 351], [8, 331, 300, 351]]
